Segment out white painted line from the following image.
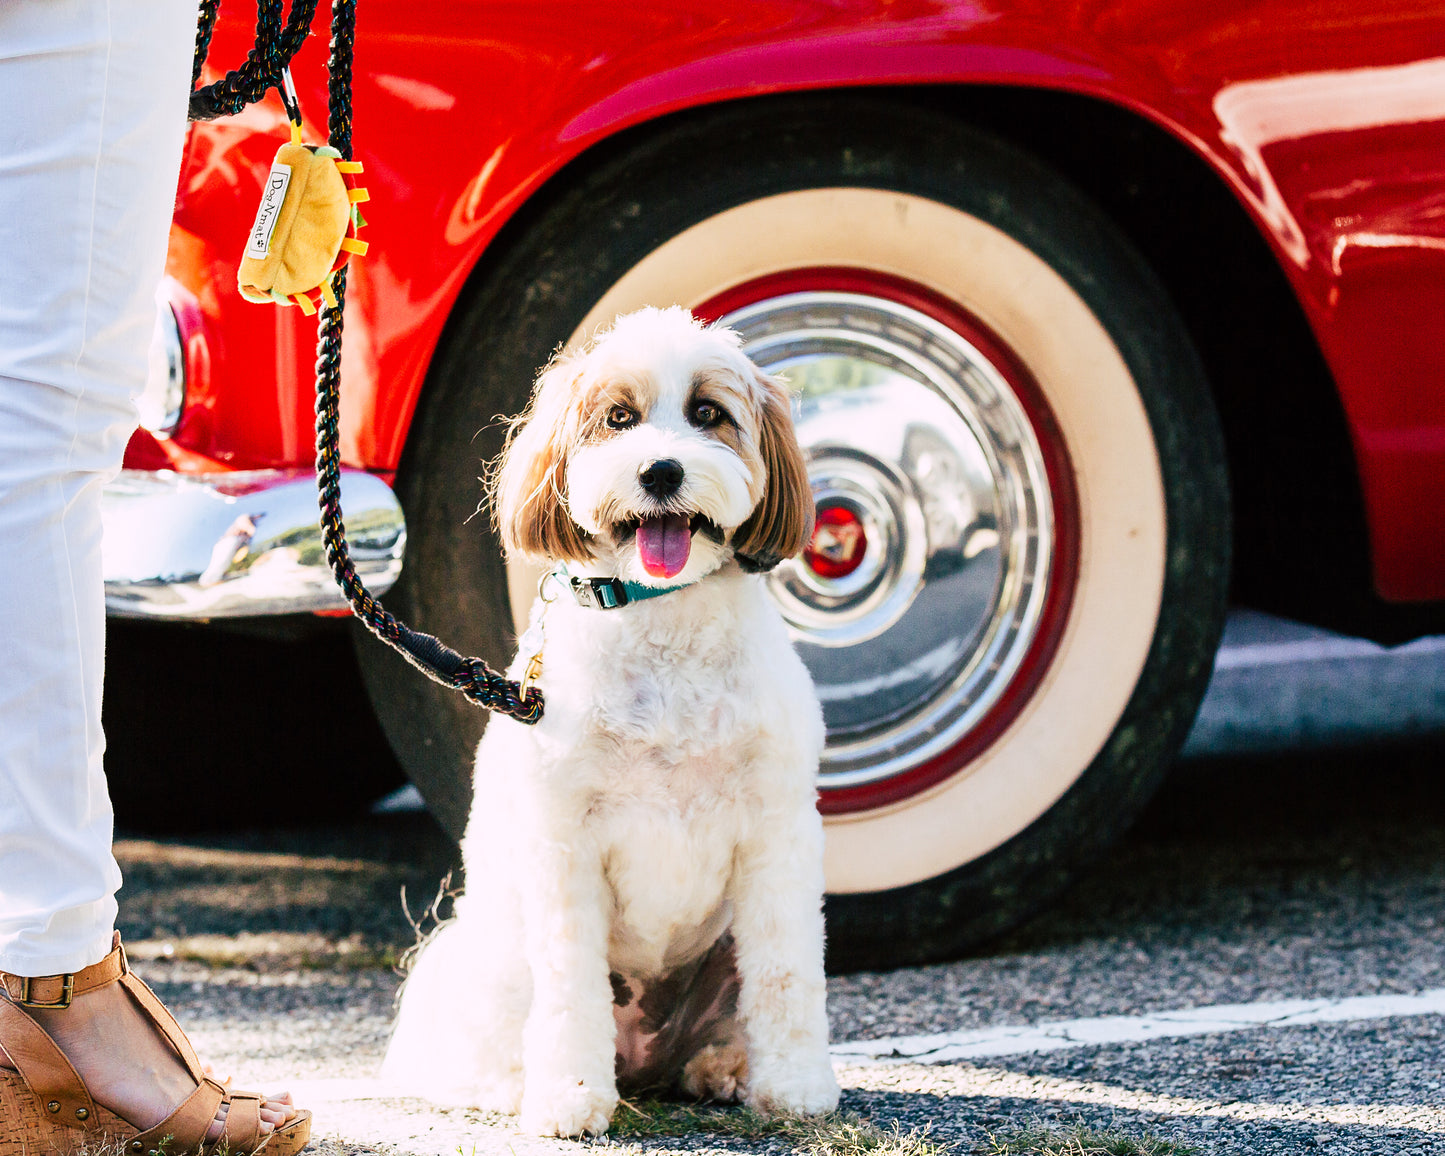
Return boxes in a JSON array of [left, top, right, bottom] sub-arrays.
[[845, 1065, 1445, 1135], [830, 987, 1445, 1065], [1212, 633, 1445, 670]]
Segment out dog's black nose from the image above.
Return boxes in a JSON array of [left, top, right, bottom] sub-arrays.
[[638, 458, 685, 499]]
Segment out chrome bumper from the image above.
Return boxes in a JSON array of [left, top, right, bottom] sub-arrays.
[[102, 468, 405, 619]]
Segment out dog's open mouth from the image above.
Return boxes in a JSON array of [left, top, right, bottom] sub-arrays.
[[613, 514, 723, 580]]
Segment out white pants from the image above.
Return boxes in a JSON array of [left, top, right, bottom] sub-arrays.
[[0, 0, 196, 975]]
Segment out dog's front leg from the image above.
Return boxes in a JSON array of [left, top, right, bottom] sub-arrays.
[[732, 807, 841, 1117], [517, 823, 619, 1137]]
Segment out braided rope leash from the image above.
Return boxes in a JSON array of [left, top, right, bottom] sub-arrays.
[[190, 0, 543, 725], [190, 0, 318, 121]]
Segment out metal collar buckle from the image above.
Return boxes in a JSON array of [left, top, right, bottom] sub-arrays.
[[568, 575, 629, 610], [18, 973, 75, 1009]]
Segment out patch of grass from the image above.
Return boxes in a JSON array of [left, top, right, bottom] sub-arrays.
[[605, 1098, 951, 1156], [71, 1142, 139, 1156], [304, 1139, 409, 1156], [126, 931, 399, 972], [296, 944, 402, 971], [74, 1137, 220, 1156], [981, 1123, 1200, 1156], [790, 1115, 952, 1156]]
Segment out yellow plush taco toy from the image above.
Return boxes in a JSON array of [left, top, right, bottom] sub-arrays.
[[238, 132, 369, 315]]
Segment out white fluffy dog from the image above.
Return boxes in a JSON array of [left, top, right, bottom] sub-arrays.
[[382, 306, 840, 1136]]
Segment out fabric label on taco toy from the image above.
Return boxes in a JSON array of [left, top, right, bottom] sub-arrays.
[[246, 162, 293, 259]]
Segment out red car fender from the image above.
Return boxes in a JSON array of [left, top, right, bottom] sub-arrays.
[[142, 0, 1445, 600]]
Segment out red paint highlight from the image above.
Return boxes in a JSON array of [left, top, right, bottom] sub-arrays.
[[806, 505, 868, 580]]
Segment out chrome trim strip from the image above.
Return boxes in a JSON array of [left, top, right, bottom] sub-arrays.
[[102, 468, 405, 619]]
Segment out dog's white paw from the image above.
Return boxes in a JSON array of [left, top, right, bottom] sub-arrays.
[[745, 1055, 841, 1117], [519, 1078, 618, 1137], [472, 1072, 524, 1115]]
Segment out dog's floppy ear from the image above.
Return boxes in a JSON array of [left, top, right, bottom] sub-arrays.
[[492, 353, 594, 563], [732, 369, 814, 573]]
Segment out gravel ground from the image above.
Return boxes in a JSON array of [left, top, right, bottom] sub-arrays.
[[102, 734, 1445, 1156], [830, 741, 1445, 1043]]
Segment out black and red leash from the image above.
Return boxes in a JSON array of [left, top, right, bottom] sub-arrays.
[[189, 0, 544, 724]]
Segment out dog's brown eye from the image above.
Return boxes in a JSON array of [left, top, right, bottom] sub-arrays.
[[690, 400, 725, 428], [606, 405, 637, 429]]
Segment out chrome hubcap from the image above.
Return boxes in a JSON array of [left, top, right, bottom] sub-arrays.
[[720, 291, 1056, 792]]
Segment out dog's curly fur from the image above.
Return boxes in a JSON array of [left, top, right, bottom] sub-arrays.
[[382, 307, 839, 1136]]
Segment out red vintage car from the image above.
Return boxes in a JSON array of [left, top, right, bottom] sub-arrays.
[[104, 0, 1445, 969]]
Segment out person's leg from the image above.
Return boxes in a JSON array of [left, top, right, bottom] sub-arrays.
[[0, 0, 183, 980], [0, 0, 295, 1138]]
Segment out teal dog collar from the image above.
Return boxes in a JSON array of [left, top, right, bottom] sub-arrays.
[[554, 565, 694, 611]]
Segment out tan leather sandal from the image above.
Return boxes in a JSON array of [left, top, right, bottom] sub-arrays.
[[0, 933, 310, 1156]]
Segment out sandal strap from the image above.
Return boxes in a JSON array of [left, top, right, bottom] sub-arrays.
[[0, 995, 98, 1127], [0, 931, 128, 1009], [0, 933, 276, 1153], [116, 969, 207, 1082], [212, 1089, 264, 1155], [130, 1076, 227, 1153]]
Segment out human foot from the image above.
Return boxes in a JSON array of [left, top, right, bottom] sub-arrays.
[[0, 938, 308, 1155], [22, 981, 297, 1141]]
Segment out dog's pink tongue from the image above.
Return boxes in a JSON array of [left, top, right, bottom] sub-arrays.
[[636, 513, 692, 578]]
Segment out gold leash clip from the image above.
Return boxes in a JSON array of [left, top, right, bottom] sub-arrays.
[[520, 651, 544, 699]]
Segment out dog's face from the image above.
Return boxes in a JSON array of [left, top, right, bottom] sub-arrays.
[[495, 307, 813, 584]]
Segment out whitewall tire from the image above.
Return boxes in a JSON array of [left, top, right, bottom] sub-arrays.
[[359, 96, 1229, 968]]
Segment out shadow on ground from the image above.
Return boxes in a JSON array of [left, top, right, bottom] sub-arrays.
[[994, 735, 1445, 958]]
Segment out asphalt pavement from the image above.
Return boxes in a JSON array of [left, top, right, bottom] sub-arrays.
[[104, 610, 1445, 1155]]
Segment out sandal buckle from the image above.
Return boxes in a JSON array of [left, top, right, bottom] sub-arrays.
[[17, 974, 74, 1009]]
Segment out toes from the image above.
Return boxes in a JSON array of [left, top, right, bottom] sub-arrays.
[[202, 1088, 300, 1146], [181, 1070, 297, 1150], [263, 1091, 299, 1122], [208, 1094, 290, 1147]]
